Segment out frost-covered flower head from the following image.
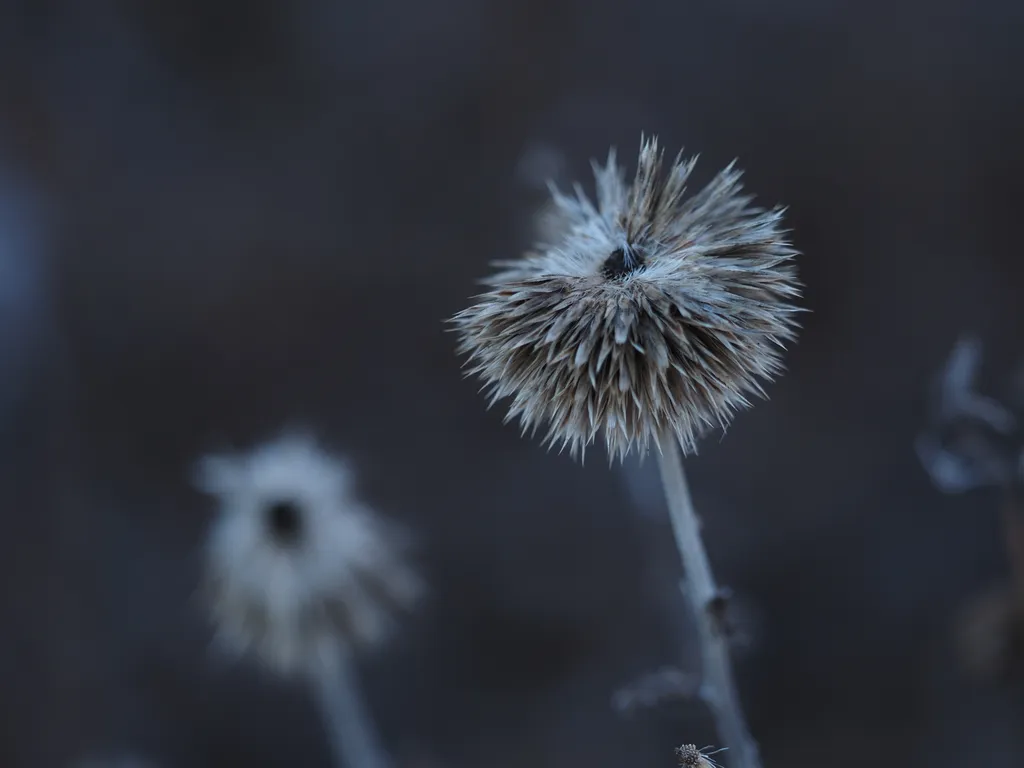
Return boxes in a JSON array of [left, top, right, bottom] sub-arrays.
[[452, 136, 801, 460], [195, 432, 422, 676]]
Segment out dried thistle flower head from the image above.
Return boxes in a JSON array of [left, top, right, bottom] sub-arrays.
[[195, 431, 422, 676], [452, 135, 801, 460], [675, 744, 724, 768]]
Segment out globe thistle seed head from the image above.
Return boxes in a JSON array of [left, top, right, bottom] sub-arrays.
[[195, 431, 422, 677], [452, 135, 802, 460], [675, 744, 724, 768]]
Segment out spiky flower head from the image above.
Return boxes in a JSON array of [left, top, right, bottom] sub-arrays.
[[675, 744, 723, 768], [195, 431, 422, 677], [452, 136, 801, 460]]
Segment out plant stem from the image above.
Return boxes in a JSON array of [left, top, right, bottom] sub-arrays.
[[312, 651, 392, 768], [656, 430, 762, 768]]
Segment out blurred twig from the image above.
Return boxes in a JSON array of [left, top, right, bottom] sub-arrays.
[[918, 335, 1024, 680], [611, 666, 700, 714]]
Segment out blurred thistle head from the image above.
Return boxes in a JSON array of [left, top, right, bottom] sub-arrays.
[[194, 431, 422, 677], [452, 135, 801, 460], [675, 744, 724, 768]]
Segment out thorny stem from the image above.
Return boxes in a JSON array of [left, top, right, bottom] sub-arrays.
[[312, 651, 392, 768], [656, 430, 762, 768]]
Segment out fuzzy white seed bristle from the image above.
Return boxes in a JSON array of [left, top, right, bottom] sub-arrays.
[[195, 431, 422, 677], [452, 135, 802, 461]]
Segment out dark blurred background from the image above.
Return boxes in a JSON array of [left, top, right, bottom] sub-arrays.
[[3, 0, 1024, 766]]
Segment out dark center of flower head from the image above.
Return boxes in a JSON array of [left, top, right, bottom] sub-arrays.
[[601, 246, 644, 279], [265, 498, 303, 545]]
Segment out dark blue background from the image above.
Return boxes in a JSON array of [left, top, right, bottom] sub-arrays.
[[2, 1, 1023, 766]]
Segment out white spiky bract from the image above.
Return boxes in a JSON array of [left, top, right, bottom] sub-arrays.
[[196, 432, 422, 677], [452, 136, 801, 460]]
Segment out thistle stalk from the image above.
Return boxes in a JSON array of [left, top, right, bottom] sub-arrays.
[[312, 652, 392, 768], [657, 431, 761, 768]]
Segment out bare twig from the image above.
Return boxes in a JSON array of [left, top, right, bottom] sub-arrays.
[[657, 431, 761, 768]]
